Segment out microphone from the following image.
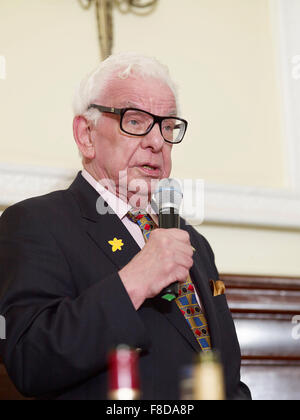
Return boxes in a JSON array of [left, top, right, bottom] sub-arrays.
[[154, 178, 183, 301]]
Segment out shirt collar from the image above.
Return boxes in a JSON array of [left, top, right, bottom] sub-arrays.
[[81, 169, 158, 224], [81, 169, 130, 220]]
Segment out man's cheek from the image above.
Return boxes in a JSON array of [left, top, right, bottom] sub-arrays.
[[163, 159, 172, 178]]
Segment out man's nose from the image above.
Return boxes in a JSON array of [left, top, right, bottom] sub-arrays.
[[140, 122, 164, 151]]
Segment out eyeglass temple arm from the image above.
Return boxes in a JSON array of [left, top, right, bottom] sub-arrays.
[[87, 104, 122, 115]]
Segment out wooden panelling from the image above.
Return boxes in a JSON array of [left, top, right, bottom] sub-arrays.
[[222, 274, 300, 314], [233, 314, 299, 359], [221, 274, 300, 400], [240, 360, 300, 401]]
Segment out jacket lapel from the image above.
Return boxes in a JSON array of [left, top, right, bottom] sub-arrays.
[[68, 172, 140, 270], [86, 213, 140, 270]]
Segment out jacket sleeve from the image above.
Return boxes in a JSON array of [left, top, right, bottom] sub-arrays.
[[0, 203, 149, 398]]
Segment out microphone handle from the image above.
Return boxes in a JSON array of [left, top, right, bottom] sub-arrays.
[[159, 208, 180, 300], [158, 211, 180, 229]]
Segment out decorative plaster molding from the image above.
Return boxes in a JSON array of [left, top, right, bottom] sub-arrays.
[[203, 182, 300, 229], [0, 163, 75, 208], [1, 163, 300, 229]]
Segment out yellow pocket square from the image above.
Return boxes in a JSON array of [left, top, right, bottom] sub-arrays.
[[210, 279, 226, 297]]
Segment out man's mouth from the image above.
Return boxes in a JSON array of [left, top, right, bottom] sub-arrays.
[[137, 164, 161, 177], [142, 164, 156, 170]]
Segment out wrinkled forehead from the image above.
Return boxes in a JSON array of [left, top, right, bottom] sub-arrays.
[[98, 74, 177, 115]]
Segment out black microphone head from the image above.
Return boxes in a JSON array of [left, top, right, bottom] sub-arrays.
[[154, 178, 183, 213]]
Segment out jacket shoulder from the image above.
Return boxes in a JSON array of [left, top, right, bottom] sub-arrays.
[[181, 218, 212, 252], [0, 189, 77, 233], [180, 218, 219, 278]]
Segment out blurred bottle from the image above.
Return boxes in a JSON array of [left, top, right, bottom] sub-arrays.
[[108, 344, 141, 400], [193, 351, 225, 400], [179, 365, 194, 400]]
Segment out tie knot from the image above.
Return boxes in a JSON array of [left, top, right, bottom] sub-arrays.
[[127, 211, 156, 241], [127, 211, 146, 224]]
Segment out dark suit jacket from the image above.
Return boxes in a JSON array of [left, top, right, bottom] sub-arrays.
[[0, 173, 251, 400]]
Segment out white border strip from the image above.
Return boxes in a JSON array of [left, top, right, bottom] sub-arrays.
[[271, 0, 300, 191]]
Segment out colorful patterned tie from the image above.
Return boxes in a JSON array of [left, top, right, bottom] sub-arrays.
[[127, 211, 211, 352], [176, 276, 211, 351], [127, 211, 156, 241]]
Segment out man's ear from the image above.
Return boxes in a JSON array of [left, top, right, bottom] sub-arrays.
[[73, 116, 95, 160]]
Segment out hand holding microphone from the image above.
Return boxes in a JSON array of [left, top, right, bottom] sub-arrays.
[[119, 179, 194, 310]]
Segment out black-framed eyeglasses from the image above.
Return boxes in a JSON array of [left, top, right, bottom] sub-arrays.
[[87, 104, 188, 144]]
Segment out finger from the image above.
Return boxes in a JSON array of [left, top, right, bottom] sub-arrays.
[[161, 239, 194, 259], [174, 266, 191, 283], [166, 229, 191, 244], [164, 252, 194, 273], [151, 229, 193, 255]]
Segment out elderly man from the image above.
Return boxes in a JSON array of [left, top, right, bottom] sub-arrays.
[[0, 53, 251, 400]]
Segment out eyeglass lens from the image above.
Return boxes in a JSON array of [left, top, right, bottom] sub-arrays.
[[122, 109, 185, 143]]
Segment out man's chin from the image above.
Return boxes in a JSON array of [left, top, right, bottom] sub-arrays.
[[117, 170, 165, 207], [126, 190, 151, 210], [127, 176, 158, 198]]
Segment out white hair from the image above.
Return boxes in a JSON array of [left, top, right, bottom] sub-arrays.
[[72, 52, 179, 125]]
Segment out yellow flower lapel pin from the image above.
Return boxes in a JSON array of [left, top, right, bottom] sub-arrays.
[[108, 238, 124, 252]]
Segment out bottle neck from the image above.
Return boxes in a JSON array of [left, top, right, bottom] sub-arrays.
[[108, 345, 140, 400]]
